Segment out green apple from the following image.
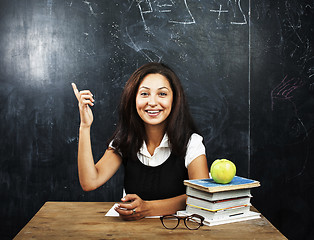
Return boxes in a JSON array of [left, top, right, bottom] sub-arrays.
[[210, 159, 236, 184]]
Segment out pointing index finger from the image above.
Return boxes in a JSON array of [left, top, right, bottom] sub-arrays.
[[71, 83, 80, 100]]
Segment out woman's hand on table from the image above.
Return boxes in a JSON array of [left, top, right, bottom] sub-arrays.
[[114, 194, 149, 221]]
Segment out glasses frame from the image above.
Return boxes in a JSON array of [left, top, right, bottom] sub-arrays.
[[160, 214, 205, 230]]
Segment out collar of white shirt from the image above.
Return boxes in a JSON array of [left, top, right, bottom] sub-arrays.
[[138, 133, 170, 158]]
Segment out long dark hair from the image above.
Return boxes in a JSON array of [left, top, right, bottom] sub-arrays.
[[109, 62, 198, 160]]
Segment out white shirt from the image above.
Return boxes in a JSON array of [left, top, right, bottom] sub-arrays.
[[109, 133, 206, 168]]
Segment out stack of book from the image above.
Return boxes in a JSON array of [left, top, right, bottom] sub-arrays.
[[178, 176, 261, 226]]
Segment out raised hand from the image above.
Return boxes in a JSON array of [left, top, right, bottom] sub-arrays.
[[72, 83, 95, 128]]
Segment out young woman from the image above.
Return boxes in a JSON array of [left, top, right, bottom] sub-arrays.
[[72, 62, 209, 220]]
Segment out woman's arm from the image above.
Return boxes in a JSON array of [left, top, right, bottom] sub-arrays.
[[72, 83, 122, 191], [78, 137, 122, 191], [116, 154, 209, 220], [187, 154, 209, 179], [115, 194, 187, 220]]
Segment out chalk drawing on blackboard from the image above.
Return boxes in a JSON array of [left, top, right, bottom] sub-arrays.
[[210, 5, 228, 20], [137, 0, 152, 31], [270, 75, 307, 141], [137, 0, 195, 32], [271, 75, 304, 111], [209, 0, 247, 25], [230, 0, 247, 25], [167, 0, 195, 25], [83, 0, 96, 16], [271, 75, 310, 180], [125, 27, 162, 62], [156, 1, 173, 13]]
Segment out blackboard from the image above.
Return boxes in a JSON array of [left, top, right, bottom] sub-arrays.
[[250, 1, 314, 239], [0, 0, 313, 239]]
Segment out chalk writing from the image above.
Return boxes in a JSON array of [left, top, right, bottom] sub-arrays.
[[137, 0, 195, 31], [137, 0, 152, 31], [209, 0, 247, 25], [136, 0, 247, 32], [210, 5, 228, 20], [230, 0, 247, 25], [167, 0, 195, 24]]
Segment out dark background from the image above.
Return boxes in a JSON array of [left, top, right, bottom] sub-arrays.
[[0, 1, 313, 239]]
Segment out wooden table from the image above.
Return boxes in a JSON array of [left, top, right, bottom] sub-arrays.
[[14, 202, 287, 239]]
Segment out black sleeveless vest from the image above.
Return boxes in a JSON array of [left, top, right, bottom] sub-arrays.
[[123, 153, 188, 200]]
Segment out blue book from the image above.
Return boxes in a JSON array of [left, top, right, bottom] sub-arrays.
[[184, 176, 260, 193]]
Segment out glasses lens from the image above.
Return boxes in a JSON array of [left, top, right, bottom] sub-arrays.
[[162, 216, 179, 229], [185, 216, 202, 230]]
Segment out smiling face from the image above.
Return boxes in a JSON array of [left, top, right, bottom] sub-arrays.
[[136, 73, 173, 129]]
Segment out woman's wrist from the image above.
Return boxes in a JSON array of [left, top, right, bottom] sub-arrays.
[[141, 200, 152, 217], [79, 124, 91, 131]]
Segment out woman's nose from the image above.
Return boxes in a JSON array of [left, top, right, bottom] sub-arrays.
[[148, 95, 157, 106]]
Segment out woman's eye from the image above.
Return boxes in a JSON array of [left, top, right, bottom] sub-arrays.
[[159, 92, 167, 96], [140, 92, 149, 96]]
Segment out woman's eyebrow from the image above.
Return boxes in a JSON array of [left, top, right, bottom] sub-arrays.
[[139, 86, 170, 90], [158, 86, 170, 90], [139, 86, 150, 89]]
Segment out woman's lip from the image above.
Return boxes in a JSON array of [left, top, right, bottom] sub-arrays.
[[145, 110, 162, 116], [145, 110, 161, 113]]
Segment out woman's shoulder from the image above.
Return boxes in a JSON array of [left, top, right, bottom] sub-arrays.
[[184, 133, 206, 168], [189, 133, 204, 143]]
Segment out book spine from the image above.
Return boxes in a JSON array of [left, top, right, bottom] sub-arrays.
[[186, 186, 252, 201], [186, 205, 251, 220], [187, 203, 250, 212], [184, 176, 260, 193], [186, 196, 251, 211]]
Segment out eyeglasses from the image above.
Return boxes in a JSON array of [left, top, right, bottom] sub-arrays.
[[160, 214, 205, 230]]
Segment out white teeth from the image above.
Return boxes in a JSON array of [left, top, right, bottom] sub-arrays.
[[147, 110, 159, 114]]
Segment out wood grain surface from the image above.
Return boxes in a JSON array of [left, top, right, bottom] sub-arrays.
[[14, 202, 287, 239]]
